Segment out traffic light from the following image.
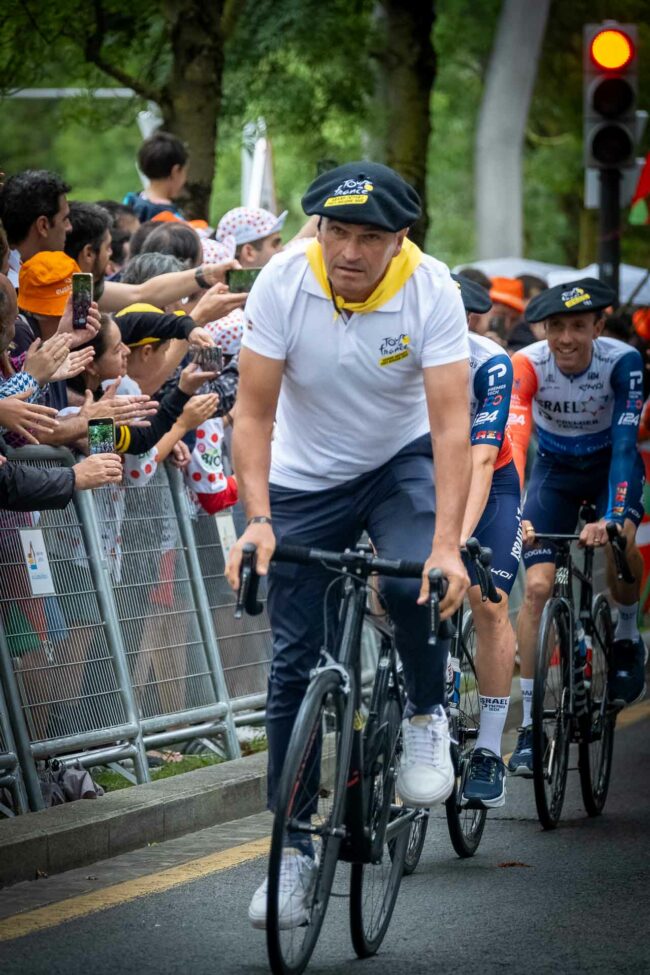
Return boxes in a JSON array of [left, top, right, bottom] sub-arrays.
[[584, 22, 638, 168]]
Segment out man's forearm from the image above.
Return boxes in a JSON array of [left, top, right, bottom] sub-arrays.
[[432, 435, 472, 549], [100, 269, 198, 314], [232, 415, 273, 518], [39, 414, 85, 446], [461, 452, 495, 541]]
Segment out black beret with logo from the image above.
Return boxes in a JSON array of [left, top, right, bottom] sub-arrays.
[[301, 161, 421, 232], [451, 273, 492, 314], [115, 303, 196, 346], [525, 277, 616, 323]]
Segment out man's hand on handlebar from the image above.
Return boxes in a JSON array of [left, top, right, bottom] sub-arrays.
[[225, 522, 276, 591], [522, 519, 537, 546], [418, 543, 469, 619], [579, 517, 618, 548]]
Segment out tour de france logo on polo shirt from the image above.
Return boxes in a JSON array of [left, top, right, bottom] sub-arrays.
[[561, 286, 592, 309], [379, 333, 410, 366], [324, 177, 374, 208]]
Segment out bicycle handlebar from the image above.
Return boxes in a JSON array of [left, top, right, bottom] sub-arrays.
[[233, 536, 501, 620], [528, 522, 634, 584]]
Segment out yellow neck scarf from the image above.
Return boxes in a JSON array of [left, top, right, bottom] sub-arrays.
[[305, 237, 422, 315]]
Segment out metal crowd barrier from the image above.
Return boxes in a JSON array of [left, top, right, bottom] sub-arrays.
[[0, 442, 615, 816]]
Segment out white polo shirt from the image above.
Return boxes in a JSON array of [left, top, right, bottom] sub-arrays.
[[242, 240, 468, 491]]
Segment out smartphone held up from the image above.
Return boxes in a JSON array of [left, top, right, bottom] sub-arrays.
[[88, 418, 115, 455], [226, 268, 262, 294], [191, 345, 224, 373], [72, 273, 94, 330]]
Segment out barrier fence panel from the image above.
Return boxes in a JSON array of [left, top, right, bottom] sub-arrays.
[[190, 501, 273, 716], [0, 446, 148, 782], [0, 675, 29, 816], [92, 462, 239, 757]]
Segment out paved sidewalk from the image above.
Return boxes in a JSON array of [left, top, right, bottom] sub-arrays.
[[0, 751, 267, 888]]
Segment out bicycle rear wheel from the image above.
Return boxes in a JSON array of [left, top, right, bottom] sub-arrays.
[[532, 599, 572, 830], [349, 695, 409, 958], [579, 595, 616, 816], [267, 670, 353, 975], [445, 613, 487, 857]]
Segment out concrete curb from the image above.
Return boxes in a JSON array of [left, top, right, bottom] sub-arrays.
[[0, 751, 267, 888]]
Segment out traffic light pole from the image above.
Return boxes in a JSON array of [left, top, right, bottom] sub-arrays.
[[598, 167, 621, 301]]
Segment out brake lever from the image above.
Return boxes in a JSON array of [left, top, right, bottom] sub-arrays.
[[234, 542, 264, 618], [427, 569, 445, 647], [464, 538, 501, 603], [606, 523, 635, 584]]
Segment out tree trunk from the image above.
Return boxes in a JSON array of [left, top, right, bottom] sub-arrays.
[[371, 0, 436, 249], [475, 0, 550, 259], [160, 0, 231, 220]]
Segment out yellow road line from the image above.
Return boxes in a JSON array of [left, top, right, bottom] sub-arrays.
[[0, 836, 269, 944]]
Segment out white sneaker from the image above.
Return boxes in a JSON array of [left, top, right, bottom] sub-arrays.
[[248, 850, 317, 930], [396, 707, 454, 807]]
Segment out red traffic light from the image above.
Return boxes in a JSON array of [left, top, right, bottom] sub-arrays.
[[590, 28, 634, 70]]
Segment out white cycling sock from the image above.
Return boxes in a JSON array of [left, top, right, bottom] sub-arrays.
[[614, 602, 640, 642], [520, 678, 534, 727], [475, 696, 510, 757]]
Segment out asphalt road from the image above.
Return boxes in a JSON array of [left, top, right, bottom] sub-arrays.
[[1, 705, 648, 975]]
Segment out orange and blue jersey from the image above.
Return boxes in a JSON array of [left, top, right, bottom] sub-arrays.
[[508, 337, 644, 524]]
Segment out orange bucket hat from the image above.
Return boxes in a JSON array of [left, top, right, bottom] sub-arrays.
[[489, 276, 525, 314], [18, 251, 80, 316]]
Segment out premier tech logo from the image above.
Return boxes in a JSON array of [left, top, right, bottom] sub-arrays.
[[379, 333, 410, 366]]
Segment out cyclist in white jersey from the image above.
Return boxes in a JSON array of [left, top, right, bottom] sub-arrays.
[[506, 278, 646, 775]]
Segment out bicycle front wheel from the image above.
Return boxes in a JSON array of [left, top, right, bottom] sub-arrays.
[[532, 598, 572, 830], [445, 612, 487, 857], [267, 669, 353, 975], [349, 695, 409, 958], [578, 595, 616, 816]]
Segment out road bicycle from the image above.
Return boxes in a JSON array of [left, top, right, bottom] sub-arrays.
[[236, 538, 497, 975], [530, 511, 633, 830]]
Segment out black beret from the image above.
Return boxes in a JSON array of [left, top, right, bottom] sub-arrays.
[[115, 304, 196, 346], [525, 277, 616, 323], [451, 273, 492, 314], [301, 161, 421, 232]]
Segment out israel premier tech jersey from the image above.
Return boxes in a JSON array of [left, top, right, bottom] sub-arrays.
[[508, 337, 644, 523], [468, 333, 513, 470]]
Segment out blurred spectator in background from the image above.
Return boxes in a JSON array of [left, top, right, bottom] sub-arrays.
[[0, 170, 71, 288], [456, 267, 495, 339], [123, 131, 188, 223], [216, 206, 286, 268], [95, 201, 139, 280]]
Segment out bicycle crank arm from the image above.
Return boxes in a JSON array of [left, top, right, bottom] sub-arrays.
[[287, 818, 348, 840]]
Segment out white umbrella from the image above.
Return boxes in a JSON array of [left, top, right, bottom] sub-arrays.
[[453, 257, 580, 282]]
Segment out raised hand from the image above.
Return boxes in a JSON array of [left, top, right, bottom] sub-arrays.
[[57, 295, 101, 348], [0, 392, 59, 444], [73, 453, 123, 489], [178, 361, 220, 396], [24, 334, 72, 385], [179, 392, 219, 432]]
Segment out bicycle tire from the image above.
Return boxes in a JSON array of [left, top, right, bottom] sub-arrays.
[[445, 612, 488, 857], [349, 695, 409, 958], [578, 595, 616, 816], [532, 598, 572, 830], [267, 669, 353, 975], [401, 809, 429, 875]]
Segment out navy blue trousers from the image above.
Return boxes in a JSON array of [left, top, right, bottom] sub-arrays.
[[265, 434, 447, 810]]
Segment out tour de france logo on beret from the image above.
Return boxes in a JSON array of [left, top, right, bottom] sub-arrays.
[[561, 286, 592, 309], [324, 177, 375, 208]]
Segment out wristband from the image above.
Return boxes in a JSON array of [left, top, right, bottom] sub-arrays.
[[194, 266, 211, 290], [248, 516, 273, 526]]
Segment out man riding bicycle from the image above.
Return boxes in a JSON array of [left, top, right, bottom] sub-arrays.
[[453, 274, 521, 809], [225, 161, 472, 929], [507, 277, 647, 776]]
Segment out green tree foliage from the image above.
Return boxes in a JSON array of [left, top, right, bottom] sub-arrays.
[[1, 0, 648, 269]]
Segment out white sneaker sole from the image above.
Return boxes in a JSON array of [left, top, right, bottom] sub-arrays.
[[249, 908, 309, 931], [396, 772, 454, 807], [508, 763, 534, 779], [461, 784, 506, 809]]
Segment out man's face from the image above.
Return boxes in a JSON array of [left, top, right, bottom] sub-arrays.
[[545, 312, 603, 374], [46, 194, 72, 250], [92, 229, 113, 283], [240, 232, 283, 268], [318, 219, 406, 302]]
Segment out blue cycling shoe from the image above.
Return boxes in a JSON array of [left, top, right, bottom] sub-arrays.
[[608, 638, 647, 707], [461, 747, 506, 809], [507, 725, 534, 778]]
